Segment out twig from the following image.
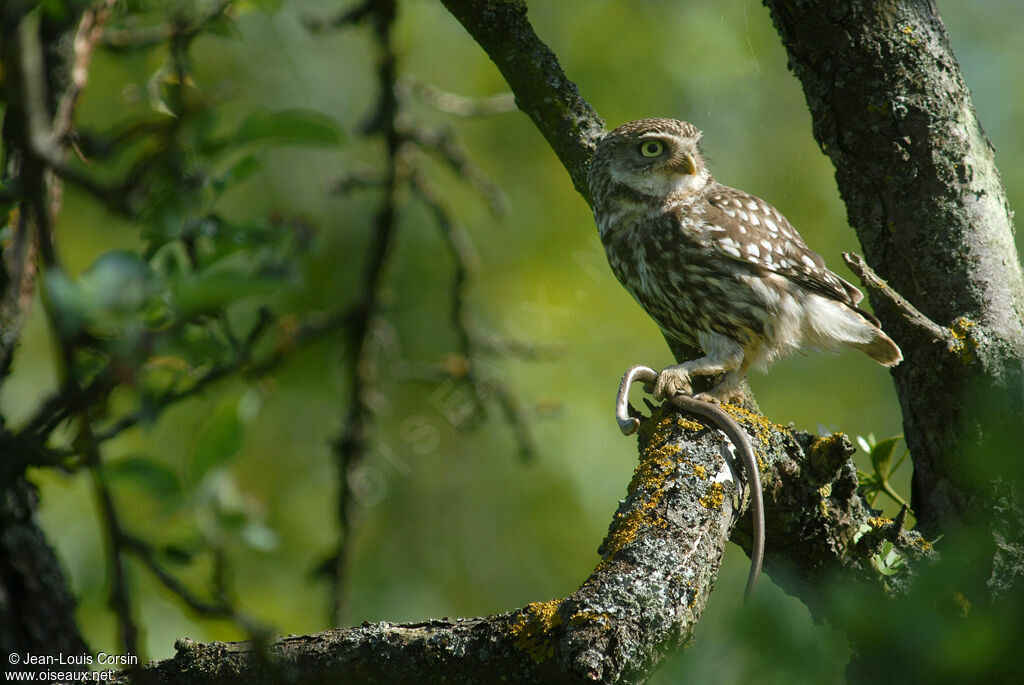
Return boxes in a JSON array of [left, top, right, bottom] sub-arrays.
[[332, 0, 401, 628], [84, 427, 142, 660], [893, 503, 909, 537], [19, 11, 137, 645], [120, 533, 269, 637], [327, 169, 385, 195], [15, 13, 61, 269], [486, 379, 540, 462], [0, 3, 112, 379], [473, 330, 565, 361], [101, 0, 233, 51], [72, 117, 173, 160], [439, 0, 605, 200], [304, 1, 376, 32], [0, 208, 40, 379], [102, 24, 174, 51], [404, 124, 506, 215], [18, 308, 345, 461], [52, 0, 117, 143], [396, 76, 517, 117], [409, 170, 484, 419], [842, 252, 952, 345], [410, 169, 548, 459]]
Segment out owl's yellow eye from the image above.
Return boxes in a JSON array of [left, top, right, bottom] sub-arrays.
[[640, 140, 664, 158]]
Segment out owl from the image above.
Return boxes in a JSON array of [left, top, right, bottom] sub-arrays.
[[588, 118, 902, 403]]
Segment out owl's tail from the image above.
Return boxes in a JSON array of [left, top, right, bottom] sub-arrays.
[[852, 327, 903, 367], [805, 295, 903, 367]]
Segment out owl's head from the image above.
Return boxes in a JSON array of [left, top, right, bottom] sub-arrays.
[[588, 118, 711, 210]]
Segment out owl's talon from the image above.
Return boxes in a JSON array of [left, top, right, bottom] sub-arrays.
[[694, 381, 744, 405], [653, 365, 692, 401]]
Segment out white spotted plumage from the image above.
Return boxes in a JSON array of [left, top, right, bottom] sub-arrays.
[[588, 118, 903, 403]]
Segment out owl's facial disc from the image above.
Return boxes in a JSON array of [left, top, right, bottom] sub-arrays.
[[600, 127, 709, 201]]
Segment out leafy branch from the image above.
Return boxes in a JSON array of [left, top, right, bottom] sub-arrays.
[[857, 433, 911, 511]]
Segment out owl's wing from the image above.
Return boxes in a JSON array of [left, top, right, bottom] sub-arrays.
[[698, 185, 866, 310]]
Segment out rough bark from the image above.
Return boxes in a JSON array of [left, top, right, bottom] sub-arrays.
[[0, 1, 102, 663], [761, 0, 1024, 587], [0, 479, 91, 663], [117, 405, 932, 684]]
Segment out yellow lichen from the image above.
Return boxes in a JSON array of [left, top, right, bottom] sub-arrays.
[[693, 464, 707, 480], [901, 25, 913, 34], [510, 599, 563, 662], [818, 484, 833, 516], [810, 432, 847, 456], [869, 516, 894, 528], [809, 433, 850, 476], [598, 440, 678, 561], [699, 482, 724, 509], [949, 316, 978, 362], [721, 403, 789, 456], [913, 537, 934, 551], [568, 611, 611, 630], [676, 416, 704, 432], [600, 406, 717, 565]]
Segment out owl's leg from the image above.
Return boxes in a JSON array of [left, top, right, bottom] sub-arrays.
[[653, 334, 746, 402], [694, 363, 749, 404]]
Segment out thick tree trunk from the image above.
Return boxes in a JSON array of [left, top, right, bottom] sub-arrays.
[[762, 0, 1024, 590]]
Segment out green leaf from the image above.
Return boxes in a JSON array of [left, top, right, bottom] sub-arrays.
[[40, 0, 70, 21], [870, 436, 904, 479], [45, 269, 88, 336], [104, 455, 183, 507], [189, 398, 246, 483], [0, 181, 18, 217], [241, 520, 279, 551], [229, 109, 344, 148], [235, 0, 284, 12], [219, 154, 264, 189], [160, 544, 199, 565], [171, 269, 285, 317], [80, 251, 157, 315], [874, 541, 906, 577]]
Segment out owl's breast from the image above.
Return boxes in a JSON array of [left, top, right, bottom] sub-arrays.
[[597, 208, 771, 345]]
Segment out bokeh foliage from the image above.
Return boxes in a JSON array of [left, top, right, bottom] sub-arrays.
[[3, 0, 1022, 681]]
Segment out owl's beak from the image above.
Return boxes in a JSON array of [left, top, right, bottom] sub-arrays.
[[674, 152, 697, 175]]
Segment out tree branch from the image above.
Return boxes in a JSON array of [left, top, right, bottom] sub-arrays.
[[842, 252, 951, 346], [116, 401, 933, 683], [439, 0, 605, 201]]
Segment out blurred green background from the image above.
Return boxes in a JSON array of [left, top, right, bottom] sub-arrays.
[[5, 0, 1022, 681]]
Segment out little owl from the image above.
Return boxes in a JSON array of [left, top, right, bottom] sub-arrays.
[[589, 118, 902, 403]]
